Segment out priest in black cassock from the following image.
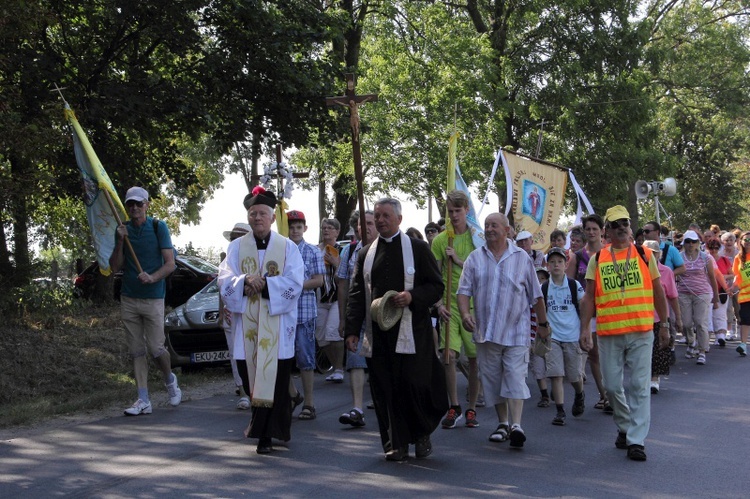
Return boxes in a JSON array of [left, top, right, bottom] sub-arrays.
[[345, 197, 448, 461]]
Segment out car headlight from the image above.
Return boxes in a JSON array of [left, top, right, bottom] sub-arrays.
[[165, 311, 183, 327]]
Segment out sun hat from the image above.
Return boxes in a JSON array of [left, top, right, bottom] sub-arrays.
[[223, 223, 252, 242], [604, 205, 630, 223], [370, 290, 403, 331], [682, 230, 701, 242], [516, 230, 533, 242], [642, 240, 661, 258]]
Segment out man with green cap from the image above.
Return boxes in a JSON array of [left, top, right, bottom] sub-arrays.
[[579, 205, 669, 462]]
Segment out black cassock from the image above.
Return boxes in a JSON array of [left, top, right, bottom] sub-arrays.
[[346, 234, 448, 452]]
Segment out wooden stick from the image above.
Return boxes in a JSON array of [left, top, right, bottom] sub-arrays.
[[102, 189, 143, 274], [443, 236, 453, 365]]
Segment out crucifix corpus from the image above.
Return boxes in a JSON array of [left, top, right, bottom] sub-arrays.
[[326, 73, 378, 245]]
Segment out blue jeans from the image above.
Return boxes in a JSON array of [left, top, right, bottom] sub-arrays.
[[598, 331, 653, 447]]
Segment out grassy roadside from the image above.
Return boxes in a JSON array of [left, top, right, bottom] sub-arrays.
[[0, 303, 228, 429]]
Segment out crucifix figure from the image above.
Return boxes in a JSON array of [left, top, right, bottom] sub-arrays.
[[251, 143, 309, 199], [326, 73, 378, 244]]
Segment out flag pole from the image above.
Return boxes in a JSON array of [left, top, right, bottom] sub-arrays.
[[443, 105, 458, 365], [102, 189, 143, 274]]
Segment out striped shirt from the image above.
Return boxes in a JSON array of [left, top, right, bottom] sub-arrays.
[[296, 239, 325, 324], [458, 242, 543, 347]]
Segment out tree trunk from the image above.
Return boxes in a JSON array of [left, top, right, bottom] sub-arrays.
[[9, 155, 31, 286]]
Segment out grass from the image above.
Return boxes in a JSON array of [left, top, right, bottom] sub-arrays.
[[0, 303, 228, 428]]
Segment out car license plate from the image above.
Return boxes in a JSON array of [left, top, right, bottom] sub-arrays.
[[191, 350, 230, 363]]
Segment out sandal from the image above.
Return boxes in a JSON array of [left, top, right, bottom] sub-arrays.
[[298, 405, 316, 420], [489, 423, 509, 442], [290, 392, 304, 413], [537, 397, 550, 408], [594, 397, 607, 410]]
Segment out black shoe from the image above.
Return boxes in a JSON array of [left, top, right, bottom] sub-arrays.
[[718, 338, 726, 347], [415, 435, 432, 458], [603, 401, 614, 415], [256, 438, 273, 454], [572, 391, 585, 417], [385, 446, 408, 461], [552, 411, 566, 426], [290, 392, 304, 413], [615, 431, 628, 449], [509, 425, 526, 448], [627, 444, 647, 461]]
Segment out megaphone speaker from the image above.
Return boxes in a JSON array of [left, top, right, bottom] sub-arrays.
[[662, 177, 677, 196], [635, 180, 651, 199]]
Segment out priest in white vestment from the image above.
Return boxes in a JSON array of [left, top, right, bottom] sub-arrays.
[[219, 186, 304, 455]]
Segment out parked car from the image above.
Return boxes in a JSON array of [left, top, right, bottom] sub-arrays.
[[73, 254, 218, 308], [164, 278, 229, 368], [164, 277, 332, 372]]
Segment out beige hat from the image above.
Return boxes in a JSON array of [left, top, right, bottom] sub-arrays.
[[223, 223, 252, 241], [642, 240, 661, 258], [370, 290, 403, 331]]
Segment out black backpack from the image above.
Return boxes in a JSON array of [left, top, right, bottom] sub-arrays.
[[542, 278, 580, 316], [660, 241, 671, 265]]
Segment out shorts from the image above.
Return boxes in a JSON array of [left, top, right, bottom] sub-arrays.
[[345, 327, 368, 371], [439, 302, 476, 357], [121, 296, 167, 358], [739, 301, 750, 326], [315, 302, 342, 346], [529, 343, 546, 380], [476, 343, 530, 403], [545, 340, 583, 382], [294, 319, 317, 371], [712, 300, 728, 331]]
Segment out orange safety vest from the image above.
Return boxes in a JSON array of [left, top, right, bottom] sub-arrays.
[[594, 244, 655, 336], [732, 255, 750, 304]]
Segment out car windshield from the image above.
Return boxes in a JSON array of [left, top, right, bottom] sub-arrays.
[[178, 255, 218, 274], [201, 278, 219, 294]]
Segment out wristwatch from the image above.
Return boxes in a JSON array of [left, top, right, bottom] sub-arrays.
[[538, 322, 549, 328]]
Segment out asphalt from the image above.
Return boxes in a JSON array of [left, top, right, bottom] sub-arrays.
[[1, 341, 747, 498]]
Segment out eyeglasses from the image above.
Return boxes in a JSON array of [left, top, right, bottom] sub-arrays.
[[425, 229, 438, 234], [126, 200, 144, 208], [607, 219, 630, 229], [683, 239, 698, 244]]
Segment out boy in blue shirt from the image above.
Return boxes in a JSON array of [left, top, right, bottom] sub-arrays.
[[543, 247, 586, 426]]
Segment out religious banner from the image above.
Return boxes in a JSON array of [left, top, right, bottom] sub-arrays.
[[65, 104, 128, 276], [502, 149, 568, 252]]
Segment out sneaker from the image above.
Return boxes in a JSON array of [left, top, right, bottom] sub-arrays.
[[552, 411, 566, 426], [166, 374, 182, 406], [572, 391, 585, 417], [650, 381, 660, 394], [326, 370, 345, 383], [737, 344, 747, 357], [717, 337, 726, 347], [237, 397, 250, 410], [627, 444, 647, 461], [696, 353, 706, 365], [415, 435, 432, 458], [615, 431, 628, 449], [465, 409, 479, 428], [124, 399, 152, 416], [537, 397, 550, 408], [685, 347, 695, 359], [339, 409, 366, 427], [509, 424, 526, 448], [441, 407, 463, 429]]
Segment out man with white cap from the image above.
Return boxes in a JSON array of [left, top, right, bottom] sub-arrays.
[[110, 186, 180, 416], [516, 230, 545, 267], [580, 205, 669, 461], [218, 186, 304, 454], [220, 223, 252, 409]]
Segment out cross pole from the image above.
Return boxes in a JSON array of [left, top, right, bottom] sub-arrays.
[[326, 73, 378, 245], [250, 143, 309, 200]]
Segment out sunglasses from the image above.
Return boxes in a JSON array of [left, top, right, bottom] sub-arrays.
[[643, 228, 657, 234], [607, 219, 630, 229], [683, 239, 698, 244], [126, 200, 145, 208]]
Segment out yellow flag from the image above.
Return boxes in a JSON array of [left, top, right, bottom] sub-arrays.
[[445, 132, 459, 238], [65, 106, 127, 276]]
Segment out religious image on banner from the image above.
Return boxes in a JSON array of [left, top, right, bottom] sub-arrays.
[[502, 149, 568, 252]]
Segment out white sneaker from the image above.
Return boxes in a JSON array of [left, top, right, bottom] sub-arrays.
[[124, 399, 152, 416], [696, 353, 706, 365], [166, 374, 182, 406], [237, 397, 250, 410], [325, 370, 344, 383], [650, 381, 660, 394]]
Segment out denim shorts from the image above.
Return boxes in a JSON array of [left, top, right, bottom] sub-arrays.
[[294, 319, 317, 371], [345, 328, 368, 371]]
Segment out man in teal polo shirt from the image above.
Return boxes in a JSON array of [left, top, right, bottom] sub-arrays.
[[110, 186, 180, 416]]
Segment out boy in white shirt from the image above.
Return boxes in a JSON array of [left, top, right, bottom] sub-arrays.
[[543, 247, 586, 426]]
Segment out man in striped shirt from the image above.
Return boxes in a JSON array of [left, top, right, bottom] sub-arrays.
[[457, 213, 549, 449]]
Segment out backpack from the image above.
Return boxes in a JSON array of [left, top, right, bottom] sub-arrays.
[[542, 277, 580, 316], [660, 241, 671, 265]]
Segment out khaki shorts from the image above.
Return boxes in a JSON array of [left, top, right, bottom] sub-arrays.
[[121, 296, 166, 358], [545, 339, 583, 383], [315, 301, 342, 346]]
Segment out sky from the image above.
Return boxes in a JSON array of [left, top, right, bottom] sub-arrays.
[[171, 171, 500, 253]]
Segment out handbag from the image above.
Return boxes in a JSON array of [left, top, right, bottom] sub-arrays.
[[533, 335, 551, 357]]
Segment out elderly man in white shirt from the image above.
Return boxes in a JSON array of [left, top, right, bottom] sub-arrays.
[[457, 213, 549, 449]]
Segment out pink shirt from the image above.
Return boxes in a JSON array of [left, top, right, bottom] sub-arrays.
[[655, 263, 677, 322]]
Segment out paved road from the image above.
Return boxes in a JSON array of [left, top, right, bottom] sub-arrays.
[[1, 341, 746, 498]]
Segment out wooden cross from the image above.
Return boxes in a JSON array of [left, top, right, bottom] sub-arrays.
[[326, 73, 378, 245], [251, 144, 308, 201]]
